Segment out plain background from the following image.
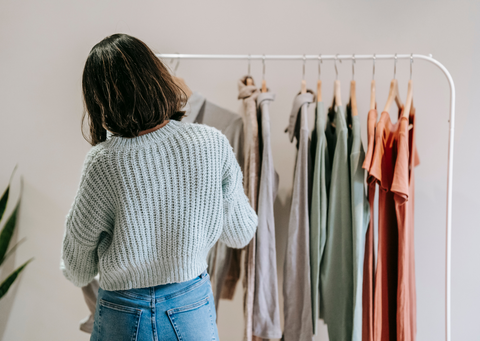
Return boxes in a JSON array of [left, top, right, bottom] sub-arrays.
[[0, 0, 479, 340]]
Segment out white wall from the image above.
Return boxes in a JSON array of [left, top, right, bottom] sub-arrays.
[[0, 0, 478, 340]]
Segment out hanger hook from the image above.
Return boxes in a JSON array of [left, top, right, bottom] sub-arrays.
[[170, 52, 181, 77], [372, 54, 376, 80], [318, 54, 322, 80], [262, 54, 266, 81], [352, 54, 355, 80], [394, 53, 398, 79], [410, 53, 414, 80], [302, 54, 306, 81], [334, 54, 342, 80], [247, 54, 251, 77]]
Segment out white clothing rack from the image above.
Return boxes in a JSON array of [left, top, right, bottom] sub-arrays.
[[156, 53, 455, 341]]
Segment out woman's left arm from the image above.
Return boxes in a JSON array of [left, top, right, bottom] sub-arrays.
[[60, 147, 114, 287]]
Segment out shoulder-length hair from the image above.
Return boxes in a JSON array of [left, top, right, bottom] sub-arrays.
[[81, 34, 186, 145]]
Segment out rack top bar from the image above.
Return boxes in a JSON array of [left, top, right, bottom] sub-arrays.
[[156, 53, 433, 61]]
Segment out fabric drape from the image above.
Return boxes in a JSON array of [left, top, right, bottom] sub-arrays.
[[310, 101, 330, 335], [236, 76, 261, 341], [348, 103, 370, 341], [253, 91, 282, 340], [362, 108, 378, 341], [392, 108, 419, 341], [319, 102, 353, 340], [283, 92, 314, 341]]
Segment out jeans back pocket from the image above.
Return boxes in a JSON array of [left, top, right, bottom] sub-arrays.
[[167, 295, 216, 341], [97, 299, 142, 341]]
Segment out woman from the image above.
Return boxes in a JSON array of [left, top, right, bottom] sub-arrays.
[[60, 34, 258, 341]]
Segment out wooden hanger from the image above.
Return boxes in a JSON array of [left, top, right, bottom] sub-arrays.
[[246, 54, 254, 86], [317, 80, 322, 101], [383, 54, 403, 114], [403, 55, 414, 121], [170, 55, 192, 99], [301, 55, 306, 94], [317, 55, 322, 102], [334, 55, 342, 106], [301, 80, 307, 94], [403, 80, 413, 119], [350, 55, 358, 116], [261, 55, 267, 92], [394, 80, 403, 108], [370, 55, 376, 110], [173, 76, 192, 99], [383, 79, 399, 113], [334, 80, 342, 107], [350, 80, 358, 116], [370, 80, 376, 110]]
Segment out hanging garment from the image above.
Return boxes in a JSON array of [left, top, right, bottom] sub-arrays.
[[182, 91, 245, 310], [319, 101, 354, 341], [77, 92, 245, 333], [284, 92, 314, 341], [253, 91, 282, 340], [370, 111, 401, 341], [310, 100, 331, 335], [392, 108, 419, 341], [361, 108, 378, 341], [236, 75, 261, 341], [347, 102, 371, 341]]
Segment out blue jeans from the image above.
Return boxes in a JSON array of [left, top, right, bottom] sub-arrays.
[[90, 270, 219, 341]]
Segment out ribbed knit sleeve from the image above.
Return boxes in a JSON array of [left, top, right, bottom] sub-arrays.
[[220, 137, 258, 248], [61, 147, 114, 287]]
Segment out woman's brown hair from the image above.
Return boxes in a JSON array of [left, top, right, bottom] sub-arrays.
[[82, 34, 187, 145]]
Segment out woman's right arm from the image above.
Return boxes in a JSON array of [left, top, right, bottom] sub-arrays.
[[219, 137, 258, 248]]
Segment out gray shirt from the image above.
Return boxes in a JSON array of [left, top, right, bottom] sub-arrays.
[[283, 92, 314, 341], [253, 91, 282, 339]]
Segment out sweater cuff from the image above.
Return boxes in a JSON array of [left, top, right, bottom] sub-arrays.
[[61, 236, 98, 287], [221, 197, 258, 248]]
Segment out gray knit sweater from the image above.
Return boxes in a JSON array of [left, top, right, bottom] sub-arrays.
[[60, 120, 258, 290]]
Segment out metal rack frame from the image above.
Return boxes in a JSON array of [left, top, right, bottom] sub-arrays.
[[156, 53, 455, 341]]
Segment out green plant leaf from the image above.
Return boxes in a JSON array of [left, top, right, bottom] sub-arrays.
[[0, 166, 17, 224], [0, 201, 20, 267], [0, 258, 33, 300], [0, 186, 9, 224], [0, 237, 26, 265]]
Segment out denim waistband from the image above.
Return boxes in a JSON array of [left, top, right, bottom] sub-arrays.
[[110, 270, 209, 303]]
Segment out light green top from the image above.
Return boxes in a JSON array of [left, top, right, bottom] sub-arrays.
[[318, 104, 369, 341], [310, 101, 330, 334]]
